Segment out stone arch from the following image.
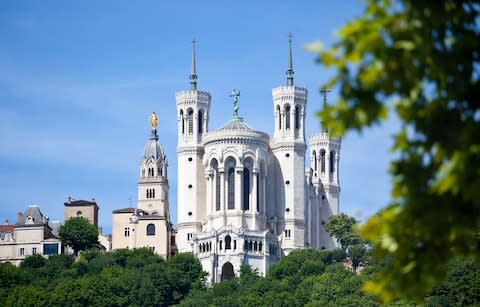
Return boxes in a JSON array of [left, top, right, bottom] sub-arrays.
[[221, 262, 235, 281], [211, 158, 220, 211], [320, 149, 326, 173], [295, 105, 300, 130], [243, 157, 254, 211]]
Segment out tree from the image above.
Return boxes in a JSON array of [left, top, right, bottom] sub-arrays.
[[59, 217, 99, 256], [310, 0, 480, 301], [324, 213, 361, 250]]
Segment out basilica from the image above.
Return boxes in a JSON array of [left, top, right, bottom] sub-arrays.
[[112, 38, 341, 283]]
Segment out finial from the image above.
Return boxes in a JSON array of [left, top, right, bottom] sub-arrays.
[[190, 39, 198, 90], [229, 89, 241, 117], [286, 33, 294, 86], [320, 87, 331, 132], [150, 112, 158, 129]]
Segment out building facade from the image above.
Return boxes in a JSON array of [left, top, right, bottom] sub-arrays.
[[0, 206, 61, 266], [175, 39, 341, 282], [111, 113, 172, 259]]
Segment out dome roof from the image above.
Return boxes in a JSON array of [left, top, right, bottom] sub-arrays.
[[218, 116, 256, 132], [141, 129, 166, 163]]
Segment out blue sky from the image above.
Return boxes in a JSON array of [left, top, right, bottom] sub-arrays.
[[0, 1, 398, 233]]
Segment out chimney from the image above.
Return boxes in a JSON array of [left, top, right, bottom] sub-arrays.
[[67, 196, 72, 204], [17, 212, 23, 224]]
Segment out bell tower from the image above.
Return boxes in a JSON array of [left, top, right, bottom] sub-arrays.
[[271, 34, 307, 254], [176, 40, 211, 253]]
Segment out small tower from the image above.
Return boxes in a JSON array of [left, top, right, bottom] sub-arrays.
[[176, 40, 211, 253], [138, 112, 169, 218], [308, 89, 341, 248], [271, 34, 308, 254]]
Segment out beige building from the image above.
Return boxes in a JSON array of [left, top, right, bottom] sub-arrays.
[[64, 198, 111, 252], [0, 206, 61, 266], [111, 114, 172, 259]]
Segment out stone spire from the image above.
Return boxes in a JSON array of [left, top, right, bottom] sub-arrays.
[[190, 39, 198, 90], [286, 33, 294, 86]]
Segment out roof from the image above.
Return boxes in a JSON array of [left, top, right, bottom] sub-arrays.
[[16, 205, 48, 226], [141, 129, 166, 163], [0, 225, 14, 232], [64, 200, 99, 208], [218, 116, 255, 132], [112, 208, 136, 214]]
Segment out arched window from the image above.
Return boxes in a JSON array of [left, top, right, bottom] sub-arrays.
[[180, 110, 184, 134], [313, 150, 317, 171], [228, 167, 235, 210], [285, 105, 291, 129], [277, 105, 281, 129], [198, 110, 203, 133], [146, 224, 155, 236], [320, 150, 326, 173], [76, 211, 82, 216], [146, 190, 149, 198], [152, 189, 155, 199], [187, 109, 194, 134], [225, 235, 231, 250], [142, 169, 145, 177], [330, 151, 335, 173], [295, 105, 300, 130], [211, 159, 220, 211], [243, 167, 250, 211]]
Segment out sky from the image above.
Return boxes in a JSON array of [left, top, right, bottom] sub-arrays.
[[0, 1, 398, 233]]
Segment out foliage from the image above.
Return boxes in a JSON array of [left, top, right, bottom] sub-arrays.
[[310, 0, 480, 301], [20, 254, 46, 269], [59, 216, 99, 256], [324, 213, 361, 250], [0, 249, 205, 307]]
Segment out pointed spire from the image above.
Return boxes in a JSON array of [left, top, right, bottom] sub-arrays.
[[320, 87, 331, 133], [286, 33, 294, 86], [190, 39, 198, 90]]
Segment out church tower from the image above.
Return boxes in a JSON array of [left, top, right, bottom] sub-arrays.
[[308, 90, 341, 248], [137, 112, 169, 218], [271, 34, 308, 254], [176, 41, 211, 253]]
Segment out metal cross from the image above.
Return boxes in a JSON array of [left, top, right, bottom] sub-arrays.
[[320, 87, 331, 107]]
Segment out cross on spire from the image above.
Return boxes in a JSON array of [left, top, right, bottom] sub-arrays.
[[286, 33, 294, 86], [190, 39, 198, 90], [320, 87, 331, 132]]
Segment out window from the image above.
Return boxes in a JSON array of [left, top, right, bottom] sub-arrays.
[[32, 247, 37, 255], [152, 189, 155, 199], [227, 167, 235, 209], [146, 224, 155, 236], [277, 105, 281, 129], [187, 233, 193, 240], [188, 109, 193, 134], [256, 173, 260, 212], [211, 159, 220, 211], [285, 229, 291, 238], [76, 211, 82, 216], [285, 105, 291, 129], [313, 150, 317, 171], [243, 167, 250, 210], [320, 150, 326, 173], [198, 110, 203, 133], [330, 151, 335, 173], [124, 227, 130, 237], [295, 105, 300, 129], [20, 248, 25, 256], [180, 109, 184, 134], [233, 240, 237, 250], [225, 235, 231, 250], [219, 240, 222, 250]]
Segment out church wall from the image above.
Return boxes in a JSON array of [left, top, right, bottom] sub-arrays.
[[111, 212, 131, 250]]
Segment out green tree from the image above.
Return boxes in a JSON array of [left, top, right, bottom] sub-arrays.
[[311, 0, 480, 301], [324, 213, 361, 250], [59, 217, 99, 256], [20, 254, 46, 269]]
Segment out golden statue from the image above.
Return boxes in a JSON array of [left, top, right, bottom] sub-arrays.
[[150, 112, 158, 129]]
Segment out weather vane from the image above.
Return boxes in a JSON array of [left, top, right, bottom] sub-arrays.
[[229, 89, 240, 117]]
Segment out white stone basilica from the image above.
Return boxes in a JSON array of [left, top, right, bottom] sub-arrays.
[[112, 38, 341, 283]]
